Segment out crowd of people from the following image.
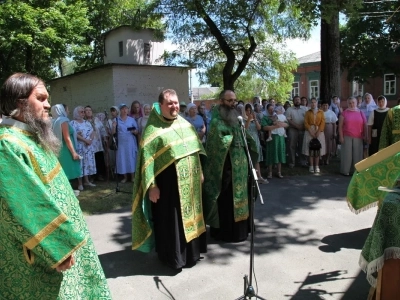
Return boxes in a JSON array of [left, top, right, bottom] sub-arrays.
[[3, 72, 400, 299]]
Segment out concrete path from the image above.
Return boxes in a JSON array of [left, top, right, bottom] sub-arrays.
[[86, 174, 376, 299]]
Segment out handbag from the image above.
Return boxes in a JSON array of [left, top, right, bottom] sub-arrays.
[[309, 138, 321, 150]]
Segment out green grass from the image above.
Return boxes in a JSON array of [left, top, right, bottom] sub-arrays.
[[77, 180, 134, 215]]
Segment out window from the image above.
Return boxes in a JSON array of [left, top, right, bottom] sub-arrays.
[[352, 81, 364, 97], [118, 41, 123, 57], [292, 82, 299, 98], [309, 80, 319, 99], [384, 74, 396, 95]]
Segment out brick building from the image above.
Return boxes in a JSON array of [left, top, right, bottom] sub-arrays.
[[293, 52, 400, 107]]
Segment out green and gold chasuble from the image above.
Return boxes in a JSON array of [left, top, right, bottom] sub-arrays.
[[202, 105, 258, 228], [0, 118, 111, 300], [379, 105, 400, 150], [132, 103, 206, 252], [347, 141, 400, 213]]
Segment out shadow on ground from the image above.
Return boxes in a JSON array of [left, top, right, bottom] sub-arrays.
[[319, 228, 371, 253], [285, 269, 370, 299]]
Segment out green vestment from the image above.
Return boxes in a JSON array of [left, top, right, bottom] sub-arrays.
[[0, 118, 111, 299], [347, 153, 400, 213], [379, 105, 400, 149], [132, 103, 206, 252], [202, 105, 258, 228]]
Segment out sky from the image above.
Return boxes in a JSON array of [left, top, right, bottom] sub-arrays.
[[183, 24, 321, 87]]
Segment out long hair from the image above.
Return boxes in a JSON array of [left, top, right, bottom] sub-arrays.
[[0, 73, 43, 117]]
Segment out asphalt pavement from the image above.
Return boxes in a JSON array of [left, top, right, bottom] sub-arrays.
[[85, 174, 376, 300]]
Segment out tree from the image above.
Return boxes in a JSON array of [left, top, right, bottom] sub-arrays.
[[156, 0, 313, 92], [0, 0, 90, 83], [340, 0, 400, 82]]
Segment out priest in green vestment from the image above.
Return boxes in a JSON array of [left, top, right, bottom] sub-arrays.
[[132, 89, 206, 269], [202, 90, 258, 243], [0, 73, 111, 299], [379, 104, 400, 149]]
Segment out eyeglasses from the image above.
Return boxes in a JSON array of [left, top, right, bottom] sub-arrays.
[[223, 98, 237, 103], [79, 111, 84, 113]]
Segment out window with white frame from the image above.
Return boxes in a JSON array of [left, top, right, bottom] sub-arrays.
[[352, 81, 364, 97], [309, 80, 319, 99], [384, 74, 396, 95], [292, 82, 299, 98]]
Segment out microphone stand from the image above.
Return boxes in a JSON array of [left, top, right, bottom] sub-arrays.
[[234, 117, 266, 300], [102, 111, 131, 198]]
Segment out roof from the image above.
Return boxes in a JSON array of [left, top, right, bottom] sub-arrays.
[[48, 63, 190, 83], [102, 26, 157, 38], [298, 52, 321, 64]]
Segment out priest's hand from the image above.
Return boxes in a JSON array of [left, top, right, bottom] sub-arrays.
[[149, 186, 160, 203], [56, 255, 75, 272]]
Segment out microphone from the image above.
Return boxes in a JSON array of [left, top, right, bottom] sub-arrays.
[[104, 110, 108, 117], [238, 116, 244, 127]]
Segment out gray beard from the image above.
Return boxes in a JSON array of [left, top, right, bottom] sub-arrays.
[[219, 105, 239, 126], [24, 106, 61, 154]]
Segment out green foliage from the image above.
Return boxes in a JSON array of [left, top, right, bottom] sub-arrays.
[[156, 0, 311, 91], [0, 0, 90, 83], [340, 0, 400, 81]]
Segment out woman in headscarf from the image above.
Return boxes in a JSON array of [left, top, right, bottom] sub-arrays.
[[368, 95, 389, 156], [84, 106, 108, 181], [244, 103, 267, 183], [137, 103, 151, 141], [338, 97, 367, 176], [185, 102, 206, 142], [321, 101, 338, 165], [360, 92, 378, 157], [302, 98, 326, 174], [329, 95, 342, 117], [51, 104, 81, 182], [113, 103, 138, 183], [261, 104, 288, 179], [70, 106, 97, 190]]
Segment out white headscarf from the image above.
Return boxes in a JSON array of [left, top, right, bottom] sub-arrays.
[[51, 104, 77, 146], [186, 103, 197, 114]]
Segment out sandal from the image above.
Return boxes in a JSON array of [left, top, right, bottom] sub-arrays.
[[267, 173, 272, 179], [277, 172, 283, 178]]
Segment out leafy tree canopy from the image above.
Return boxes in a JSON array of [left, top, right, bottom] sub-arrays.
[[0, 0, 90, 83], [156, 0, 315, 93], [340, 0, 400, 82]]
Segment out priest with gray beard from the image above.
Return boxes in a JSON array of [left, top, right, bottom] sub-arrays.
[[0, 73, 111, 299], [202, 90, 259, 243]]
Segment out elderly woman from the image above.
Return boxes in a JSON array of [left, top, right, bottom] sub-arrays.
[[185, 102, 206, 142], [70, 106, 97, 190], [244, 103, 267, 183], [338, 97, 367, 176], [84, 105, 107, 181], [321, 101, 338, 165], [302, 98, 326, 173], [137, 103, 151, 141], [360, 93, 377, 157], [51, 104, 81, 184], [261, 104, 288, 179], [368, 95, 389, 156], [113, 103, 138, 183]]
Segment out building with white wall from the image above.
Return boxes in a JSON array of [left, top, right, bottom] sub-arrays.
[[48, 26, 190, 112]]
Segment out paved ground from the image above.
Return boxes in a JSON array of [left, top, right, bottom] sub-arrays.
[[86, 173, 376, 299]]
